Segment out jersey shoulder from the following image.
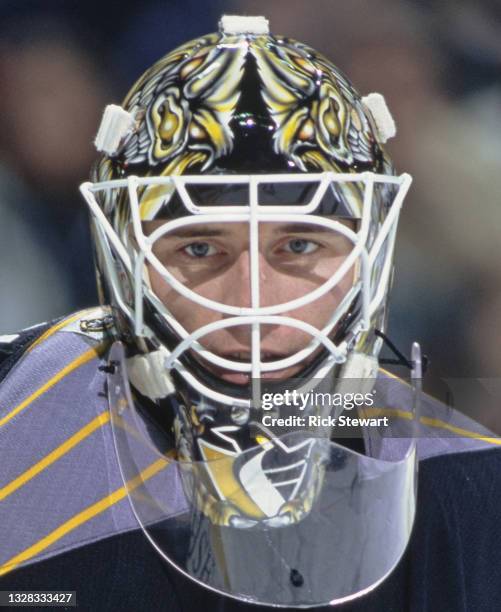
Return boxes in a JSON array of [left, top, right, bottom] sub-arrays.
[[0, 321, 55, 382], [0, 307, 113, 384]]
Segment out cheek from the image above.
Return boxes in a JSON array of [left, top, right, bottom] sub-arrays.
[[284, 258, 356, 328], [148, 265, 223, 333], [149, 266, 173, 306], [289, 291, 338, 329], [147, 256, 356, 345]]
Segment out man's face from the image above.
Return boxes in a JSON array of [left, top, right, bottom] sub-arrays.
[[144, 218, 356, 384]]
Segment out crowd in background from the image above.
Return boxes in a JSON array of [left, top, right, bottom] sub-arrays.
[[1, 0, 500, 427]]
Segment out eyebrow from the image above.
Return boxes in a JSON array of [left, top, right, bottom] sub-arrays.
[[273, 223, 343, 234], [149, 220, 356, 239], [164, 227, 231, 238]]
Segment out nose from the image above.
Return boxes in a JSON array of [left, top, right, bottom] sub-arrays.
[[221, 250, 277, 309], [220, 250, 282, 346]]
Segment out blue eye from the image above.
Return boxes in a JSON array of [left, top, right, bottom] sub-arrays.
[[284, 239, 318, 254], [184, 242, 215, 258]]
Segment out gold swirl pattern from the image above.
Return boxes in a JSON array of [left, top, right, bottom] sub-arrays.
[[113, 34, 248, 220], [250, 38, 378, 173], [128, 35, 246, 164], [150, 88, 187, 161]]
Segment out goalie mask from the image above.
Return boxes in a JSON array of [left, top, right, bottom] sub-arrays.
[[81, 15, 416, 607]]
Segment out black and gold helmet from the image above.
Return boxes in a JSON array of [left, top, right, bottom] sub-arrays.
[[83, 14, 410, 379], [81, 16, 415, 608]]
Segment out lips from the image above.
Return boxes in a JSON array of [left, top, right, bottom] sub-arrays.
[[194, 349, 303, 385], [222, 351, 288, 363], [219, 352, 285, 384]]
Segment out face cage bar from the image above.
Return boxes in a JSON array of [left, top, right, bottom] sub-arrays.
[[80, 172, 412, 407]]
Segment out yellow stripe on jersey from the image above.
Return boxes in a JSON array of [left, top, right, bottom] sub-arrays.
[[0, 457, 168, 577], [420, 416, 501, 446], [361, 407, 501, 445], [0, 341, 109, 429], [359, 407, 414, 420], [26, 311, 88, 353], [0, 412, 110, 502]]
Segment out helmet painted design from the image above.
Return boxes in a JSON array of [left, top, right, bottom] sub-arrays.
[[87, 24, 407, 356], [82, 16, 411, 529]]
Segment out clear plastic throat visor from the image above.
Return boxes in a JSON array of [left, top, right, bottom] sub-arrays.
[[108, 341, 418, 608]]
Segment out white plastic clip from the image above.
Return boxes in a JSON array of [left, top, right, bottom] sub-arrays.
[[94, 104, 136, 156], [126, 348, 176, 400], [361, 93, 396, 143], [410, 342, 422, 381], [219, 15, 269, 35]]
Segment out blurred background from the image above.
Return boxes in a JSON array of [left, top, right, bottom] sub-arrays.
[[0, 0, 500, 421]]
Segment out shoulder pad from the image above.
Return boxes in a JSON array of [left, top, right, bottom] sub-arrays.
[[0, 307, 114, 383], [0, 320, 56, 382]]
